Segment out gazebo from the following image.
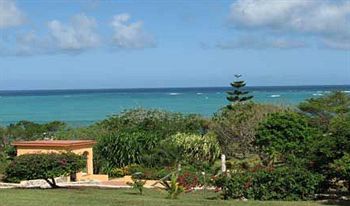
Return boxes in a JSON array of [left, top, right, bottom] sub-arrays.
[[12, 140, 108, 181]]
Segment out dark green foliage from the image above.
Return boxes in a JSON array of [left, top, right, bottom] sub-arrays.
[[95, 109, 208, 170], [255, 111, 315, 165], [329, 113, 350, 153], [226, 74, 253, 109], [298, 91, 350, 130], [127, 172, 146, 195], [307, 113, 350, 190], [213, 102, 283, 159], [5, 153, 85, 188], [98, 108, 207, 138], [298, 92, 350, 191], [213, 167, 324, 200], [330, 153, 350, 190], [5, 120, 66, 141], [141, 140, 184, 168], [54, 125, 108, 140], [95, 131, 160, 168]]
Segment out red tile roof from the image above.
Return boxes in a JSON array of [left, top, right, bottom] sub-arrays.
[[12, 140, 96, 148]]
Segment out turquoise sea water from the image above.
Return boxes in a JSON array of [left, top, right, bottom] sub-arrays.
[[0, 85, 349, 126]]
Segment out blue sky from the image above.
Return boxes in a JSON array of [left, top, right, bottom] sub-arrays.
[[0, 0, 349, 90]]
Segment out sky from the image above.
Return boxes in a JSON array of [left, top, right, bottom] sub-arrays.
[[0, 0, 349, 90]]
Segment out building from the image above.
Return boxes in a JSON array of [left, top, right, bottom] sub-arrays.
[[12, 140, 108, 181]]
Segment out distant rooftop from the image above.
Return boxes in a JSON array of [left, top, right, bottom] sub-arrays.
[[12, 140, 96, 148]]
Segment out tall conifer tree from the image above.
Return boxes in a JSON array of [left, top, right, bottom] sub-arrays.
[[226, 74, 253, 109]]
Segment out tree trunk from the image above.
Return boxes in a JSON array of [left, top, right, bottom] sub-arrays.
[[45, 178, 60, 188]]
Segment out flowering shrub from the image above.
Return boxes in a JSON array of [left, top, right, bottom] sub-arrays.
[[212, 166, 324, 200], [5, 153, 85, 188], [177, 172, 200, 191]]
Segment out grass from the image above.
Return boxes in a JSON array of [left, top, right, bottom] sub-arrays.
[[0, 188, 347, 206]]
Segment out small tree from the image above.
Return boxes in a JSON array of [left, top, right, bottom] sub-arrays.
[[127, 172, 147, 195], [298, 91, 350, 130], [255, 111, 315, 166], [226, 74, 253, 109], [212, 103, 283, 159], [5, 153, 86, 188], [159, 172, 184, 199]]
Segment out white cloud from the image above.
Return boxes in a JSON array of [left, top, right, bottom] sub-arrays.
[[48, 13, 100, 51], [217, 36, 306, 50], [228, 0, 350, 50], [111, 13, 155, 49], [0, 0, 25, 28], [0, 14, 100, 56]]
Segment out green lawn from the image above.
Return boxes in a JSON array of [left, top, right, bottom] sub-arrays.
[[0, 188, 347, 206]]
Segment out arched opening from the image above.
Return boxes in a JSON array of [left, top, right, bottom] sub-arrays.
[[82, 151, 89, 175]]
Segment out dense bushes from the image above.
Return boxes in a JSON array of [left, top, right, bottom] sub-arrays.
[[330, 153, 350, 190], [5, 153, 85, 188], [255, 111, 315, 165], [98, 108, 208, 137], [94, 109, 210, 172], [107, 164, 171, 180], [212, 102, 283, 159], [298, 91, 350, 130], [298, 94, 350, 191], [4, 121, 66, 141], [170, 133, 221, 164], [95, 131, 159, 169], [213, 167, 324, 200]]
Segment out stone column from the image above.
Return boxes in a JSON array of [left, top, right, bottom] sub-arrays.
[[86, 148, 94, 175]]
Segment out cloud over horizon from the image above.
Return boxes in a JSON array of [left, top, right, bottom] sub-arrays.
[[0, 12, 156, 56], [48, 14, 100, 51], [111, 13, 155, 49], [226, 0, 350, 50], [0, 0, 25, 29]]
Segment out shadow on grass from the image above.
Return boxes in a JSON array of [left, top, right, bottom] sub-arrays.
[[320, 200, 350, 206], [205, 196, 220, 200]]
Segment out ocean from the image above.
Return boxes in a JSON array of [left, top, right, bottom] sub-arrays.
[[0, 85, 349, 126]]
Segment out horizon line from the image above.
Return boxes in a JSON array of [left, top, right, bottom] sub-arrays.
[[1, 84, 350, 92]]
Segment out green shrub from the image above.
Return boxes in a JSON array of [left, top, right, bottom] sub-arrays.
[[170, 132, 221, 164], [212, 102, 284, 159], [255, 111, 315, 165], [98, 108, 208, 138], [108, 168, 125, 178], [95, 131, 159, 168], [141, 140, 184, 168], [213, 166, 324, 200], [298, 91, 350, 130], [5, 153, 85, 188], [160, 172, 184, 199], [127, 172, 147, 195], [330, 153, 350, 191], [299, 96, 350, 192], [5, 120, 66, 141]]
